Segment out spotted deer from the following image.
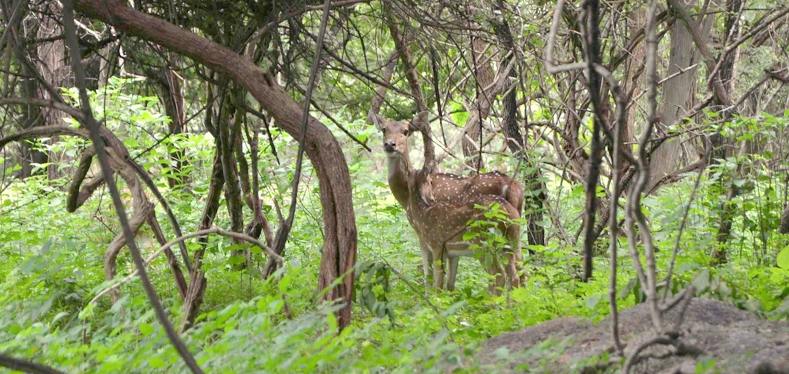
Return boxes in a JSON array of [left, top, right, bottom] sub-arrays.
[[370, 111, 525, 293]]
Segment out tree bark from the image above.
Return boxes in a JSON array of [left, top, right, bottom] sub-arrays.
[[780, 203, 789, 234], [217, 87, 248, 268], [493, 4, 545, 247], [712, 0, 744, 261], [461, 38, 495, 171], [146, 62, 189, 189], [35, 2, 69, 179], [75, 0, 358, 329], [649, 0, 711, 189], [181, 148, 223, 331], [624, 8, 645, 155], [384, 5, 435, 173]]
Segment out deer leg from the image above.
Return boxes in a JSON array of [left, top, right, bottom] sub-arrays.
[[505, 240, 522, 289], [419, 240, 432, 295], [493, 257, 507, 294], [504, 252, 520, 289], [479, 256, 505, 296], [510, 225, 525, 287], [433, 248, 445, 292], [446, 254, 459, 291]]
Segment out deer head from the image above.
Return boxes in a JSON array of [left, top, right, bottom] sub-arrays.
[[370, 110, 435, 205], [369, 111, 419, 159]]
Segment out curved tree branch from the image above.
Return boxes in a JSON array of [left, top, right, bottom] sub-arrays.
[[62, 2, 203, 373], [74, 0, 357, 329], [90, 226, 283, 305], [383, 4, 435, 173]]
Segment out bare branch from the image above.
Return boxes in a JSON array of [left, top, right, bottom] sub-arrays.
[[270, 0, 332, 273], [62, 2, 203, 373], [545, 0, 586, 74], [384, 3, 435, 172], [0, 353, 65, 374], [89, 226, 283, 305]]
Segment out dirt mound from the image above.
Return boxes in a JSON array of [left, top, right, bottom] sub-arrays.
[[476, 298, 789, 373]]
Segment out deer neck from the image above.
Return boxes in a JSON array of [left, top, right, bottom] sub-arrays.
[[386, 153, 413, 207]]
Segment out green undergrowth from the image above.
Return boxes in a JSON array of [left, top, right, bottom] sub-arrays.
[[1, 79, 788, 372], [2, 172, 789, 373]]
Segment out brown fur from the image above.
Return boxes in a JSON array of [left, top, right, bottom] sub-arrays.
[[372, 113, 525, 293]]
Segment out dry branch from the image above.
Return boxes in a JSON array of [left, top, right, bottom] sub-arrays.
[[74, 0, 358, 329], [0, 353, 65, 374], [62, 2, 203, 372], [90, 226, 283, 305]]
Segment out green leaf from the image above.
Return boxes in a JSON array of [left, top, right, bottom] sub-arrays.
[[777, 247, 789, 270], [139, 323, 154, 335], [585, 294, 601, 310], [696, 356, 716, 372], [691, 269, 711, 293], [149, 357, 167, 368]]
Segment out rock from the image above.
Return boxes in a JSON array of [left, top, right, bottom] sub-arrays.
[[475, 298, 789, 373]]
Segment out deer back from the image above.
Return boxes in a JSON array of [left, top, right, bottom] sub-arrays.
[[405, 172, 521, 253], [429, 171, 524, 215]]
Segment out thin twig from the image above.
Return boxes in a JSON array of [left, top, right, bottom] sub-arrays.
[[603, 58, 627, 357], [128, 161, 192, 271], [631, 0, 664, 334], [88, 227, 282, 305], [271, 0, 333, 263], [622, 336, 677, 373], [545, 0, 586, 74], [661, 140, 709, 302], [62, 2, 203, 373], [581, 0, 604, 283], [377, 256, 455, 344]]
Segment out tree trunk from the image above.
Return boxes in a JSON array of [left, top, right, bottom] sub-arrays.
[[147, 60, 189, 189], [181, 147, 223, 332], [461, 38, 495, 171], [780, 203, 789, 234], [217, 86, 248, 268], [649, 0, 711, 189], [75, 0, 358, 330], [36, 2, 69, 179], [493, 4, 545, 247], [712, 0, 745, 262], [623, 8, 645, 154]]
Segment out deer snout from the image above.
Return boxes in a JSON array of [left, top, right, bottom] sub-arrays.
[[384, 140, 396, 153]]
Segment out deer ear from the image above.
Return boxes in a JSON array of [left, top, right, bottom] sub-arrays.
[[416, 170, 436, 205], [367, 110, 387, 131], [410, 110, 429, 131], [418, 172, 435, 205]]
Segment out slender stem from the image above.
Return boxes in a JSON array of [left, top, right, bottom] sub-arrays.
[[62, 2, 203, 373], [581, 0, 603, 282], [662, 143, 709, 302], [271, 0, 333, 259], [639, 0, 663, 334], [605, 69, 626, 355], [89, 227, 283, 305]]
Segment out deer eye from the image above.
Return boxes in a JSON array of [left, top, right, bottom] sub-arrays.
[[402, 129, 410, 135]]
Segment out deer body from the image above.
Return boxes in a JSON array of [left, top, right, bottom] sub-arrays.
[[374, 113, 524, 293]]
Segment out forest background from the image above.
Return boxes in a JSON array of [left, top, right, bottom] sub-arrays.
[[0, 0, 789, 372]]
